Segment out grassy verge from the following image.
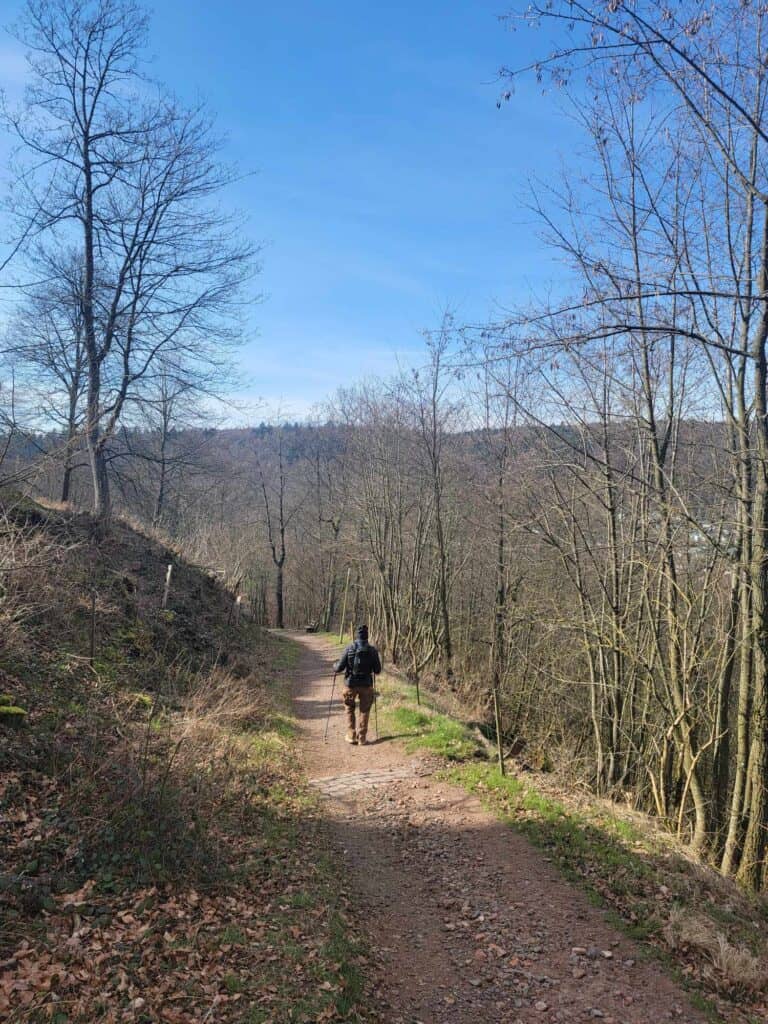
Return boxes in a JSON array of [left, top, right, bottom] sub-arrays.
[[374, 662, 768, 1023], [381, 701, 485, 761]]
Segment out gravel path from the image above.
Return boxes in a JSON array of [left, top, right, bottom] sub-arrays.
[[290, 631, 708, 1024]]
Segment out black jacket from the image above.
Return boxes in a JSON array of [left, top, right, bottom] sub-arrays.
[[334, 640, 382, 687]]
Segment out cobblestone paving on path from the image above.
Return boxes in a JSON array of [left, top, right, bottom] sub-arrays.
[[309, 761, 434, 797]]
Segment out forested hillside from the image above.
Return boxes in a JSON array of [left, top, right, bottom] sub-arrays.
[[4, 367, 768, 899]]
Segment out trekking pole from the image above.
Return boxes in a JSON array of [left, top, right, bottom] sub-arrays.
[[324, 672, 338, 743]]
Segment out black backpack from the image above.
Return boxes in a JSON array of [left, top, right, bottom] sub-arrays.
[[351, 641, 374, 678]]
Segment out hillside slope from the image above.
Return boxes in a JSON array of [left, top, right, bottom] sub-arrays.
[[0, 497, 368, 1023]]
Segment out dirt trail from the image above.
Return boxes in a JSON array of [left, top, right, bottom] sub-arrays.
[[290, 632, 708, 1024]]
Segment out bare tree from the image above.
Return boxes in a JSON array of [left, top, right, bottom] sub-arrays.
[[401, 318, 461, 675], [4, 0, 256, 515], [255, 424, 306, 629], [496, 0, 768, 886]]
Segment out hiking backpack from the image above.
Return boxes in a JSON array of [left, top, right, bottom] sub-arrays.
[[351, 642, 374, 678]]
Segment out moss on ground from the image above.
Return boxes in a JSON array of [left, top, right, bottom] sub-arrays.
[[0, 705, 27, 720]]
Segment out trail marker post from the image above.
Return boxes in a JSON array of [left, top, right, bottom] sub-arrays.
[[162, 564, 173, 609]]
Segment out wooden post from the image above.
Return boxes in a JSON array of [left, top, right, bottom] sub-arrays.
[[227, 593, 243, 628], [162, 564, 173, 609], [338, 568, 351, 644]]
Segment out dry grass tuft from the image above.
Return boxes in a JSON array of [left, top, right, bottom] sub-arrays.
[[0, 501, 69, 645], [663, 906, 768, 994], [711, 934, 768, 994], [180, 665, 269, 734]]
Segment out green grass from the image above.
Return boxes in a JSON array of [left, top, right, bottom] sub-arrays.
[[374, 667, 486, 762], [271, 639, 303, 671], [251, 726, 294, 761], [312, 630, 349, 651], [391, 707, 431, 730], [286, 890, 314, 909], [324, 909, 367, 1015], [389, 705, 484, 760], [268, 712, 297, 737], [449, 762, 653, 890], [223, 973, 246, 995], [219, 925, 247, 946]]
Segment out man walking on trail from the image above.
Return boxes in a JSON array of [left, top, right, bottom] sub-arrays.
[[334, 624, 382, 745]]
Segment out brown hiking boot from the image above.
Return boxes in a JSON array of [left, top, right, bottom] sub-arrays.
[[346, 731, 358, 745], [358, 711, 370, 746]]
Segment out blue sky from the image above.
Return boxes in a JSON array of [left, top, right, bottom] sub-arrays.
[[0, 1, 579, 417]]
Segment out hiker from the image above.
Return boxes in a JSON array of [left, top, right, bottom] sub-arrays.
[[334, 624, 382, 745]]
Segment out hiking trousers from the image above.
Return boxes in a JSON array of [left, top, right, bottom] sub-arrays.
[[342, 685, 375, 740]]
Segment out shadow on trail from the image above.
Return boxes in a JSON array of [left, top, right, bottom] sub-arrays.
[[306, 781, 709, 1024], [292, 693, 337, 721]]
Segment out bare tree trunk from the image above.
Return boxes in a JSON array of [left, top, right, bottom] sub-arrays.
[[275, 561, 285, 630], [737, 213, 768, 887], [491, 454, 507, 775], [712, 566, 740, 844]]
